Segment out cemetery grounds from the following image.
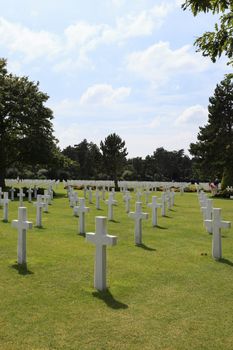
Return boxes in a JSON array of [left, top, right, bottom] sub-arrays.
[[0, 184, 233, 350]]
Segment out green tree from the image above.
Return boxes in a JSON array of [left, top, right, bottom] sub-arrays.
[[100, 133, 128, 189], [182, 0, 233, 68], [62, 139, 102, 179], [0, 58, 57, 188], [189, 78, 233, 188]]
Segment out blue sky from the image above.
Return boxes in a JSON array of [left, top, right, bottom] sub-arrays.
[[0, 0, 230, 157]]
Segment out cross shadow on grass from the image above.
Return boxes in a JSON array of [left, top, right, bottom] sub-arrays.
[[156, 225, 168, 230], [11, 263, 34, 276], [163, 215, 172, 219], [136, 243, 156, 251], [219, 258, 233, 267], [109, 220, 120, 223], [92, 289, 128, 309]]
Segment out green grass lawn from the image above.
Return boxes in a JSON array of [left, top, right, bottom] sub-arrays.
[[0, 186, 233, 350]]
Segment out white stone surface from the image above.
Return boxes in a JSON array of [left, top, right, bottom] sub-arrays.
[[12, 207, 33, 265], [123, 191, 131, 213], [161, 192, 166, 217], [129, 202, 148, 245], [205, 208, 231, 260], [33, 195, 46, 227], [86, 216, 117, 291], [17, 189, 25, 206], [74, 198, 89, 234], [105, 193, 117, 221], [95, 190, 101, 210], [10, 187, 15, 201], [148, 196, 161, 227], [27, 188, 33, 202], [202, 199, 213, 233], [88, 187, 93, 204]]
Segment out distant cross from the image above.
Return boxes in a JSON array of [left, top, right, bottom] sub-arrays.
[[102, 186, 106, 200], [17, 189, 25, 206], [111, 188, 115, 199], [42, 190, 50, 212], [148, 196, 161, 227], [171, 189, 175, 207], [123, 191, 131, 213], [74, 198, 89, 234], [105, 193, 117, 221], [33, 195, 46, 227], [83, 186, 87, 199], [202, 199, 213, 234], [2, 192, 10, 222], [166, 190, 171, 210], [129, 202, 148, 245], [95, 190, 101, 210], [27, 188, 33, 202], [10, 187, 15, 201], [86, 216, 117, 291], [12, 207, 33, 265], [161, 192, 166, 217], [88, 187, 93, 204], [205, 208, 231, 260], [144, 189, 150, 205], [136, 191, 142, 202]]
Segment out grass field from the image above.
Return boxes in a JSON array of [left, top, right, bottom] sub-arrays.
[[0, 186, 233, 350]]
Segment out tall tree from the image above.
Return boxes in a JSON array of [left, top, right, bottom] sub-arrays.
[[0, 58, 57, 188], [182, 0, 233, 68], [62, 139, 102, 179], [189, 78, 233, 188], [100, 133, 128, 189]]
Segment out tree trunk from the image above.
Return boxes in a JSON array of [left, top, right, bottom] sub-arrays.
[[114, 177, 119, 191], [221, 167, 233, 190], [0, 169, 6, 189]]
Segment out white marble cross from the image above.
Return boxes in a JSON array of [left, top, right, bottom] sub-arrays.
[[105, 193, 117, 221], [123, 191, 131, 213], [171, 189, 175, 207], [27, 188, 33, 202], [144, 189, 150, 205], [88, 187, 93, 204], [205, 208, 231, 260], [161, 192, 166, 217], [10, 187, 15, 201], [74, 198, 90, 234], [17, 189, 25, 206], [42, 190, 50, 212], [95, 190, 101, 210], [86, 216, 117, 291], [148, 196, 161, 227], [12, 207, 33, 265], [3, 192, 10, 222], [33, 195, 46, 227], [111, 188, 115, 199], [129, 202, 148, 245], [136, 191, 142, 202], [102, 186, 106, 200], [70, 192, 78, 208], [202, 199, 213, 234]]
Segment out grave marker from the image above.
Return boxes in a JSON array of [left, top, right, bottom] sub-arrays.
[[129, 202, 148, 245], [12, 207, 33, 265], [205, 208, 231, 260], [86, 216, 117, 291]]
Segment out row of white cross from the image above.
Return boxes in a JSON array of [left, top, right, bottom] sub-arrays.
[[198, 191, 231, 260], [5, 187, 176, 292]]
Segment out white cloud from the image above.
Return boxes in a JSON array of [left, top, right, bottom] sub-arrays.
[[126, 41, 210, 86], [79, 84, 131, 105], [175, 105, 208, 125], [0, 17, 61, 62]]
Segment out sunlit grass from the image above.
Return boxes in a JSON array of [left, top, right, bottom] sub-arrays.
[[0, 185, 232, 349]]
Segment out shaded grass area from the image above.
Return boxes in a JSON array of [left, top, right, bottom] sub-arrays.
[[0, 186, 233, 349]]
